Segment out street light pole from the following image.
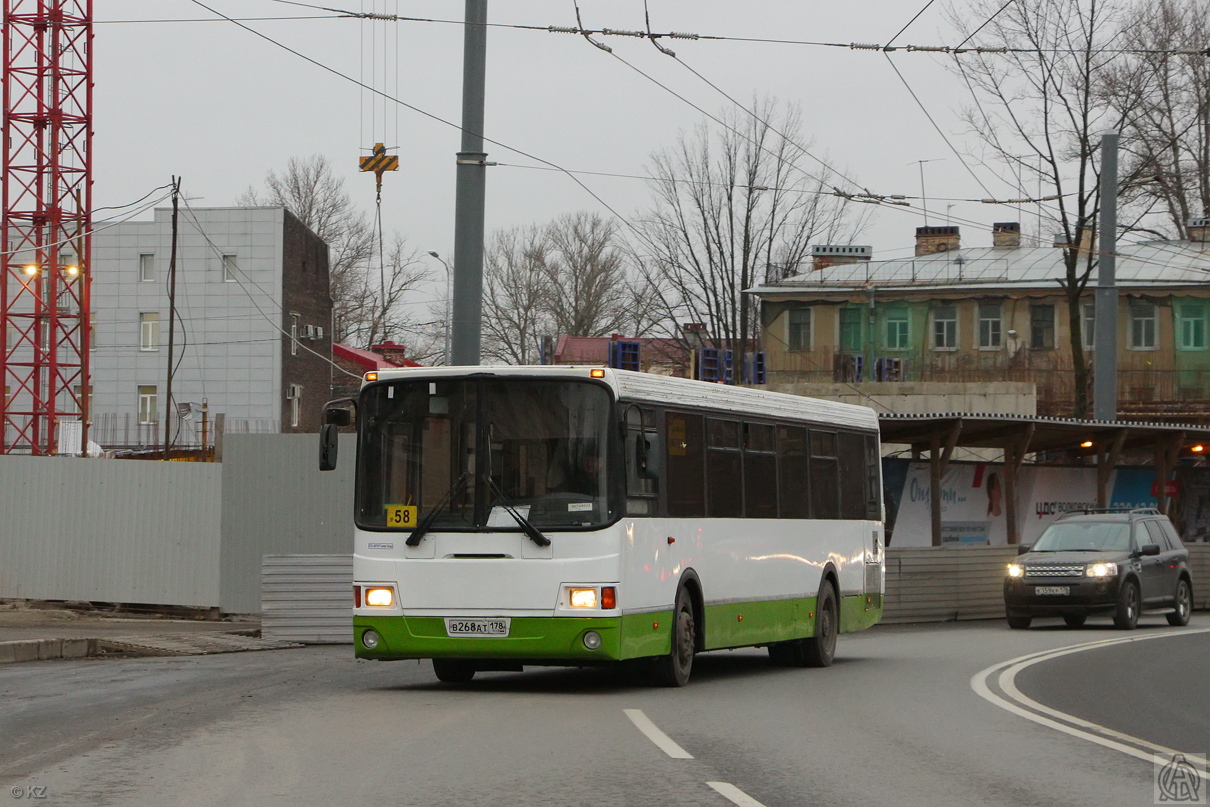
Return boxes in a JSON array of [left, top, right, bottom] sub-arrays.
[[427, 251, 452, 365]]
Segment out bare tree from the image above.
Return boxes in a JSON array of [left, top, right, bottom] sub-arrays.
[[354, 235, 433, 351], [951, 0, 1123, 417], [238, 155, 374, 344], [1104, 0, 1210, 238], [636, 98, 866, 364], [543, 212, 631, 338], [481, 225, 550, 364]]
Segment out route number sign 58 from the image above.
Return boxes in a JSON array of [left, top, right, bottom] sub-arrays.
[[385, 505, 418, 527]]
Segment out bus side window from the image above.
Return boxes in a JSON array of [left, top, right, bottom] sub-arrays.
[[838, 432, 868, 519], [778, 425, 809, 519], [744, 422, 778, 518], [625, 406, 658, 513], [865, 434, 882, 520], [665, 412, 705, 517], [810, 430, 840, 519], [706, 419, 743, 518]]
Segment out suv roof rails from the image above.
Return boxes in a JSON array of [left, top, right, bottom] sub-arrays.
[[1058, 507, 1161, 519]]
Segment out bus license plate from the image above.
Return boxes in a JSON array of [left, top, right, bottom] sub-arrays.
[[445, 618, 510, 638], [1035, 586, 1070, 596]]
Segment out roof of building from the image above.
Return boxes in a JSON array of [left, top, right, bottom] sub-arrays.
[[749, 240, 1210, 297], [332, 343, 422, 370], [554, 335, 690, 365]]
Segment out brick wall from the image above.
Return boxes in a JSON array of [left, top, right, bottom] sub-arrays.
[[279, 211, 332, 433]]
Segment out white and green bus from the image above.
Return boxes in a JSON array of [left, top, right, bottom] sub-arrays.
[[320, 365, 884, 686]]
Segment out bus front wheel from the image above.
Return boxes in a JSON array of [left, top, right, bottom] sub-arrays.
[[433, 658, 476, 683], [651, 587, 696, 687]]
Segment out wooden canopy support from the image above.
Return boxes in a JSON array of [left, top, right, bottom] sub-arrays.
[[928, 420, 963, 547], [1096, 430, 1128, 509], [1003, 423, 1034, 545], [1153, 431, 1184, 515]]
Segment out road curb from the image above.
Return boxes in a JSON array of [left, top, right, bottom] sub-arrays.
[[0, 637, 96, 664]]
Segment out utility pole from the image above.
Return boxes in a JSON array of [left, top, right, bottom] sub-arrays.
[[163, 177, 180, 460], [1093, 133, 1119, 422], [450, 0, 488, 366]]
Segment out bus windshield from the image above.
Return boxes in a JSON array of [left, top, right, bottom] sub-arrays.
[[356, 378, 614, 531]]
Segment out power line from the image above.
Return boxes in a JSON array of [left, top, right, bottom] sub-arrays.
[[884, 0, 939, 51], [187, 0, 640, 236], [954, 0, 1017, 52]]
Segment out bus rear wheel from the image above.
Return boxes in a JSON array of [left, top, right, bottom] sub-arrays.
[[433, 659, 476, 683], [650, 587, 696, 687], [769, 582, 838, 667]]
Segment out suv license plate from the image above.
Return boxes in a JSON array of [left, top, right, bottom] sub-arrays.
[[1035, 586, 1070, 596], [445, 618, 510, 638]]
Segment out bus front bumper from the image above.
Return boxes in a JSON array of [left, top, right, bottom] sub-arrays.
[[353, 613, 671, 663]]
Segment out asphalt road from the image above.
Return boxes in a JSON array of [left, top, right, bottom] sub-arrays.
[[3, 615, 1207, 807]]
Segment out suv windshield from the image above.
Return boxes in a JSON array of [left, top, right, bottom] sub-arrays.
[[356, 378, 614, 531], [1031, 521, 1131, 552]]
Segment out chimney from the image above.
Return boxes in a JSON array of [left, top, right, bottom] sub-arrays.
[[915, 225, 960, 256], [992, 222, 1021, 248], [1189, 217, 1210, 244], [371, 340, 409, 367], [811, 244, 873, 272]]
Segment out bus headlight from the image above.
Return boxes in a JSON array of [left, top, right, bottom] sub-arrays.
[[365, 587, 395, 607], [1006, 563, 1024, 579], [1086, 562, 1118, 578], [568, 588, 598, 609]]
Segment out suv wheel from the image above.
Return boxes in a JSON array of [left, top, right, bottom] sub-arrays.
[[1167, 579, 1192, 627], [1114, 580, 1140, 630]]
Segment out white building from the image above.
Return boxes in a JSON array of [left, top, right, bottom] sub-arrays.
[[88, 206, 332, 449]]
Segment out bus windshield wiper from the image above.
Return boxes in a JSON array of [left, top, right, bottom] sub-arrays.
[[405, 471, 469, 547], [485, 475, 551, 547]]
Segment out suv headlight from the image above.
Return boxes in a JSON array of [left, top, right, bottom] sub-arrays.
[[1007, 563, 1024, 579], [1086, 562, 1118, 578]]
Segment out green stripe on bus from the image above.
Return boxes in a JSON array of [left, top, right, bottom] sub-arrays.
[[354, 612, 674, 662], [702, 593, 883, 649]]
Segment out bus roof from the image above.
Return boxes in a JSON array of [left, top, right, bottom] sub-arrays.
[[363, 365, 879, 432]]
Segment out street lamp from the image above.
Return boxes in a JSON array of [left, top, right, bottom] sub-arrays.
[[427, 251, 452, 365]]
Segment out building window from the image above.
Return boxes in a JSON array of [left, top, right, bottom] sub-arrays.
[[1082, 303, 1096, 350], [978, 303, 1002, 349], [139, 312, 159, 351], [139, 253, 155, 282], [787, 308, 812, 351], [1030, 305, 1054, 349], [222, 254, 238, 282], [1129, 302, 1157, 350], [840, 308, 863, 352], [932, 304, 957, 350], [138, 386, 158, 425], [885, 308, 909, 350], [1178, 302, 1207, 350]]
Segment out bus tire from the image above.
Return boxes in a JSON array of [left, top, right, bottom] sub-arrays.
[[650, 586, 696, 687], [433, 659, 476, 683], [802, 582, 838, 668]]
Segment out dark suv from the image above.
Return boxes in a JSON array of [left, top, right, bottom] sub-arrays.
[[1004, 509, 1194, 630]]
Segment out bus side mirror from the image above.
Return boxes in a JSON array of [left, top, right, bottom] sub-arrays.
[[319, 423, 339, 471], [641, 433, 661, 479], [324, 407, 351, 427]]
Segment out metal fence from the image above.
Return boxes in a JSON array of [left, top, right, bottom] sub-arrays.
[[261, 555, 353, 644]]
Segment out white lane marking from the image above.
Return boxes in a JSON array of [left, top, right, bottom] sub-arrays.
[[971, 627, 1210, 781], [623, 708, 694, 759], [707, 781, 767, 807]]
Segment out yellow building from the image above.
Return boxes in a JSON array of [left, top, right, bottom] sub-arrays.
[[750, 221, 1210, 420]]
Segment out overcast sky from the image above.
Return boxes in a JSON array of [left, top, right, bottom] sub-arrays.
[[96, 1, 1045, 305]]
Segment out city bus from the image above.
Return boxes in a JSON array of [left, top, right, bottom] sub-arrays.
[[319, 365, 884, 686]]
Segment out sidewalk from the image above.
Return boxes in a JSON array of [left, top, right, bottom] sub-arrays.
[[0, 604, 300, 664]]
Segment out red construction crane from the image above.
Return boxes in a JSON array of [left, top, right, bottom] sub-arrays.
[[1, 1, 92, 454]]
